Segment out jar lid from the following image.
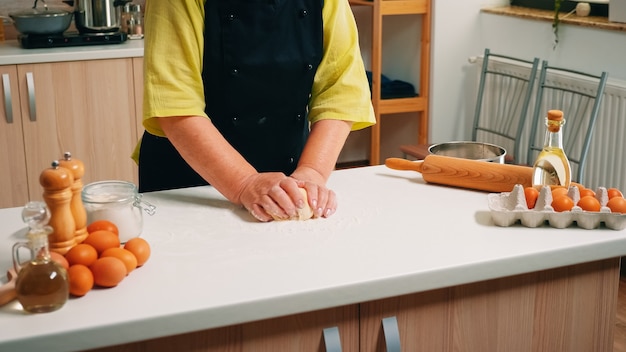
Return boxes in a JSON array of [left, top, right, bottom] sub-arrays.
[[82, 180, 138, 204]]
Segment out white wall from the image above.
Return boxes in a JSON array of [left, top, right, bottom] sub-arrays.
[[431, 0, 626, 144]]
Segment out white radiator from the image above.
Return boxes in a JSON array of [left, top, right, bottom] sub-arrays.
[[586, 83, 626, 191], [474, 56, 626, 191]]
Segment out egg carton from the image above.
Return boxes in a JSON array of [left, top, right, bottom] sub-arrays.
[[487, 184, 626, 230]]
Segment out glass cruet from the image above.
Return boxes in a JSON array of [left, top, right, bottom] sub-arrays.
[[531, 109, 572, 188], [12, 201, 69, 313]]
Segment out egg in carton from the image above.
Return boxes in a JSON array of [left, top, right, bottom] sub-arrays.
[[487, 184, 626, 230]]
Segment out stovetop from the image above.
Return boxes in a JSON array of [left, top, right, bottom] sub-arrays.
[[19, 32, 128, 49]]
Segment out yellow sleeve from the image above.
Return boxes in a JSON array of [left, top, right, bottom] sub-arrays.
[[142, 0, 207, 137], [308, 0, 376, 131]]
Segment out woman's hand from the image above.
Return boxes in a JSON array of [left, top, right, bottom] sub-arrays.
[[238, 173, 305, 222], [238, 172, 335, 221], [291, 167, 337, 219]]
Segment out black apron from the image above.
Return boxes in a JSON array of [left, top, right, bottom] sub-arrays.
[[139, 0, 323, 193]]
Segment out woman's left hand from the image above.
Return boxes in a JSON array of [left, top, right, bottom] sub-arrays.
[[291, 167, 337, 218]]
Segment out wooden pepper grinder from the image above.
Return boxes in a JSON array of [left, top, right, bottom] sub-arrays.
[[58, 152, 88, 244], [40, 160, 76, 255]]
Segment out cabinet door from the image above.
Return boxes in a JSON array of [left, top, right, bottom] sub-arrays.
[[360, 259, 619, 352], [17, 59, 139, 202], [0, 65, 28, 208], [87, 304, 359, 352], [360, 288, 450, 351]]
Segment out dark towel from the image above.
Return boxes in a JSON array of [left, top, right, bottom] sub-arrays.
[[366, 71, 418, 99]]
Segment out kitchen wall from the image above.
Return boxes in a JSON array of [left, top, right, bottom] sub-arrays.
[[431, 0, 626, 142]]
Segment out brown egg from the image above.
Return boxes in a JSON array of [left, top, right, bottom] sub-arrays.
[[101, 248, 137, 275], [90, 257, 126, 288], [83, 230, 120, 255], [124, 238, 151, 267], [49, 251, 69, 270]]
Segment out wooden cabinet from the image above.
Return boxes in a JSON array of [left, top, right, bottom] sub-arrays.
[[0, 58, 141, 209], [349, 0, 431, 165], [88, 304, 359, 352], [360, 258, 618, 351], [0, 65, 28, 207]]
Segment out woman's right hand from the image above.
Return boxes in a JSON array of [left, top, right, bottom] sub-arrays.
[[238, 172, 305, 222]]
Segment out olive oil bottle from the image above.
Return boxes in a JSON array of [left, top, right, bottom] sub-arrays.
[[12, 202, 69, 313], [532, 110, 572, 188]]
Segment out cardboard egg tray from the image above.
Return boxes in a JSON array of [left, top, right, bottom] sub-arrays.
[[487, 184, 626, 230]]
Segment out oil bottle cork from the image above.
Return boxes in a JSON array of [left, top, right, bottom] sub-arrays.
[[58, 152, 88, 244], [40, 160, 76, 255]]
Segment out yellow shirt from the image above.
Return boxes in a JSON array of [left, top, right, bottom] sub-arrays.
[[141, 0, 375, 136]]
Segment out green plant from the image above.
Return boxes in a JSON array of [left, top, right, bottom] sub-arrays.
[[553, 0, 562, 47]]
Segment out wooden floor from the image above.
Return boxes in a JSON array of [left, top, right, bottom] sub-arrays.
[[615, 276, 626, 352]]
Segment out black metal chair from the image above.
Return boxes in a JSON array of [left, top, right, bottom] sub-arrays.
[[400, 48, 540, 164], [526, 61, 608, 183]]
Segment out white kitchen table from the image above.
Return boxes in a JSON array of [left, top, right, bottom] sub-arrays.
[[0, 165, 624, 351]]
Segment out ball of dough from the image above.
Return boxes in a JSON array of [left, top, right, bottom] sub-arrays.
[[295, 187, 314, 221], [271, 188, 314, 221]]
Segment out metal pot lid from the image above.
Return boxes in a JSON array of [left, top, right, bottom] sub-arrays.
[[9, 8, 71, 18]]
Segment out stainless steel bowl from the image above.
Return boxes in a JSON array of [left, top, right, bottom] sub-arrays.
[[428, 141, 506, 163]]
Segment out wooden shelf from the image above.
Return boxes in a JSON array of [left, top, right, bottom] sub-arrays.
[[379, 96, 426, 114], [349, 0, 431, 165], [349, 0, 428, 15]]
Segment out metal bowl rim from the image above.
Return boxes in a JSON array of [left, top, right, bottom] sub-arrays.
[[428, 141, 507, 155]]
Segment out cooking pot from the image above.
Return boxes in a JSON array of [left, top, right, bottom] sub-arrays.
[[74, 0, 130, 34], [428, 141, 507, 164], [8, 3, 73, 35]]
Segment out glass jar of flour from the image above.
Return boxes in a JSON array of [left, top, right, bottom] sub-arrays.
[[82, 181, 156, 243]]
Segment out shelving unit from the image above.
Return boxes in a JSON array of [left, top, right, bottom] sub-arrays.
[[349, 0, 431, 165]]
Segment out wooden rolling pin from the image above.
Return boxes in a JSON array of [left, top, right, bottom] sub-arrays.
[[385, 155, 533, 193], [0, 268, 17, 307]]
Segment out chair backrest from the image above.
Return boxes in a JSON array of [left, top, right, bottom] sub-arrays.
[[471, 48, 540, 164], [526, 61, 608, 184]]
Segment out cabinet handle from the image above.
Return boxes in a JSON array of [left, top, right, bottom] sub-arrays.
[[2, 73, 12, 124], [382, 316, 401, 352], [26, 72, 36, 122], [322, 326, 342, 352]]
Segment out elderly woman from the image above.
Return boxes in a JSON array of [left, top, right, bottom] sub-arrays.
[[135, 0, 375, 222]]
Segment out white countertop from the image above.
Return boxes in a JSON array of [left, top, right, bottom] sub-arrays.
[[1, 165, 625, 351], [0, 39, 143, 65]]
